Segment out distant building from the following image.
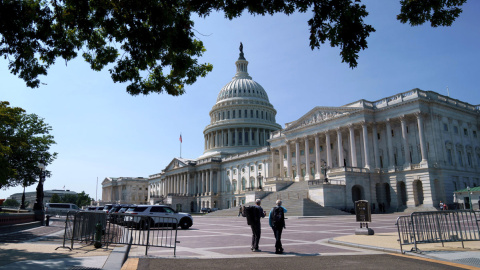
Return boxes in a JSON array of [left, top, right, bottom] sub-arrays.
[[8, 189, 78, 208], [101, 177, 148, 205], [454, 186, 480, 210]]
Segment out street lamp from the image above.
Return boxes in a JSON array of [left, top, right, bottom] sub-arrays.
[[20, 184, 26, 210], [321, 160, 328, 183], [33, 159, 46, 225], [257, 172, 263, 190]]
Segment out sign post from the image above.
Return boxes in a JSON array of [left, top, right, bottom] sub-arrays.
[[354, 200, 374, 235]]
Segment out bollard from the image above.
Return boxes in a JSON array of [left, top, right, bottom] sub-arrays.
[[94, 222, 103, 248], [45, 215, 51, 226]]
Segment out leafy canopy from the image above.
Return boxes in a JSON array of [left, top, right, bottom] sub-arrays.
[[52, 191, 93, 207], [0, 101, 57, 190], [0, 0, 467, 96]]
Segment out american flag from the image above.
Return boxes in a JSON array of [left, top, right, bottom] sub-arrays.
[[179, 134, 182, 143]]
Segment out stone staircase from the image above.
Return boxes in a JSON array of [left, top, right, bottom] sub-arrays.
[[208, 181, 350, 217]]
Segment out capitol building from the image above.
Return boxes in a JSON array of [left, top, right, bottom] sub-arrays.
[[137, 47, 480, 213]]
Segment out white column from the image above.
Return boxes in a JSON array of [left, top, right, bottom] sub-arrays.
[[186, 173, 190, 195], [201, 171, 205, 195], [400, 115, 411, 166], [279, 147, 284, 178], [286, 142, 292, 178], [304, 137, 311, 180], [271, 149, 276, 177], [209, 170, 213, 195], [216, 170, 221, 194], [326, 132, 332, 168], [349, 124, 357, 167], [249, 128, 253, 146], [416, 113, 428, 162], [314, 134, 321, 179], [386, 119, 395, 168], [337, 128, 344, 167], [362, 122, 371, 169], [372, 123, 380, 169], [295, 140, 301, 181]]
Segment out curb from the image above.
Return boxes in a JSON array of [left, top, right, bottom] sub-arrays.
[[327, 239, 402, 254]]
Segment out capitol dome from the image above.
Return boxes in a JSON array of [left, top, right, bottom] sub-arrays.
[[201, 44, 282, 158]]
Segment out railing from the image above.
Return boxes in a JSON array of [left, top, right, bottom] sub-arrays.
[[307, 179, 345, 186], [58, 212, 179, 256], [396, 210, 480, 253]]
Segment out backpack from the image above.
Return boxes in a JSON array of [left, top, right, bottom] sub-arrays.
[[243, 206, 259, 225], [272, 206, 285, 228]]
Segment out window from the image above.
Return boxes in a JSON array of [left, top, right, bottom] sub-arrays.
[[292, 152, 296, 158], [330, 143, 333, 149], [251, 110, 253, 118], [377, 133, 381, 140], [227, 111, 230, 119], [454, 126, 458, 134], [233, 110, 236, 118], [467, 153, 472, 167], [447, 149, 453, 165], [319, 146, 323, 152], [310, 167, 315, 175], [227, 170, 230, 176], [241, 178, 246, 190], [233, 169, 237, 175], [259, 164, 262, 170], [256, 111, 259, 118], [443, 123, 448, 131], [391, 130, 394, 137], [242, 168, 245, 173], [284, 153, 287, 159], [261, 111, 264, 119], [457, 151, 463, 166], [464, 128, 468, 136], [474, 131, 477, 138], [239, 110, 241, 118], [300, 150, 305, 156], [245, 110, 247, 118], [293, 170, 297, 177], [406, 126, 409, 133], [222, 112, 225, 120], [309, 147, 314, 154], [301, 169, 306, 177]]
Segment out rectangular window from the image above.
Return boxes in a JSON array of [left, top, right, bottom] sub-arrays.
[[447, 149, 453, 165], [284, 153, 287, 159], [227, 111, 230, 119], [256, 111, 259, 118], [245, 110, 247, 118], [319, 146, 323, 152], [233, 110, 236, 118], [251, 110, 253, 118], [443, 123, 448, 131], [292, 152, 295, 158], [377, 133, 381, 140], [301, 169, 305, 177], [454, 126, 458, 134], [259, 164, 262, 170], [300, 150, 305, 156], [239, 110, 241, 118], [457, 151, 463, 166], [474, 131, 478, 138], [464, 128, 468, 136], [311, 167, 315, 176], [391, 130, 394, 137], [250, 166, 254, 171], [309, 147, 314, 154], [467, 153, 472, 167], [330, 143, 333, 150]]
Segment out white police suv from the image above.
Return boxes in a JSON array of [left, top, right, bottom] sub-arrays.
[[124, 205, 193, 229]]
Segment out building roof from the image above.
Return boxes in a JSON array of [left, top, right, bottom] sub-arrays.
[[455, 186, 480, 193]]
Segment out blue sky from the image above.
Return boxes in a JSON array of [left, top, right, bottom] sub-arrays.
[[1, 1, 479, 201]]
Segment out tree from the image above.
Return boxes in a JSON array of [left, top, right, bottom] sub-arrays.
[[56, 191, 93, 207], [50, 193, 61, 203], [0, 101, 57, 190], [2, 198, 20, 207], [0, 0, 467, 96], [75, 191, 93, 208]]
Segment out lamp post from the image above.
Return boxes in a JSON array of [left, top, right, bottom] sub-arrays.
[[257, 172, 263, 190], [33, 159, 46, 225], [321, 160, 328, 183], [467, 186, 473, 210]]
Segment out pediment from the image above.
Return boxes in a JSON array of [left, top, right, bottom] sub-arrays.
[[165, 158, 188, 171], [284, 107, 359, 131]]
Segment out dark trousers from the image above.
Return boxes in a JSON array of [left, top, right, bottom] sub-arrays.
[[250, 223, 261, 249], [272, 226, 283, 251]]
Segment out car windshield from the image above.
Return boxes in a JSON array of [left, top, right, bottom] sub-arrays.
[[164, 207, 175, 213], [126, 207, 136, 212]]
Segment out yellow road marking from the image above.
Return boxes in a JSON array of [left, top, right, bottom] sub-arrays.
[[389, 253, 480, 270], [121, 258, 139, 270]]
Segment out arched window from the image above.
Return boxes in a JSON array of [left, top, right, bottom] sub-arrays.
[[241, 178, 246, 190]]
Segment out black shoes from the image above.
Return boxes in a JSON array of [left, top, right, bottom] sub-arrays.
[[275, 248, 284, 254], [252, 248, 261, 252]]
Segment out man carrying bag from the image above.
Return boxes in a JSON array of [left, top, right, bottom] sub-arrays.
[[269, 200, 287, 254]]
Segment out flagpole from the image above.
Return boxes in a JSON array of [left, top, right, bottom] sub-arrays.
[[180, 133, 182, 158]]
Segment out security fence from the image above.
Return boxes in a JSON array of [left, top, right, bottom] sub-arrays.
[[396, 210, 480, 253], [57, 211, 179, 256]]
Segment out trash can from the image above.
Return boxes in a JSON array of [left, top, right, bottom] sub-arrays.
[[45, 215, 51, 226]]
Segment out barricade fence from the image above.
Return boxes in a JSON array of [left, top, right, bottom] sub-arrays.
[[396, 210, 480, 253], [57, 211, 179, 256]]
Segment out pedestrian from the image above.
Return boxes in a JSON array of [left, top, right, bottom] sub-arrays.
[[269, 200, 287, 254], [238, 204, 242, 217], [250, 199, 265, 252], [439, 201, 444, 211]]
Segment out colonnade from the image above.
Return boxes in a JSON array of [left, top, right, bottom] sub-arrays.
[[204, 128, 271, 150], [157, 169, 221, 197], [271, 113, 429, 180]]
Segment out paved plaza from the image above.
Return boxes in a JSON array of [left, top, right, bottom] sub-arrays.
[[0, 213, 479, 269]]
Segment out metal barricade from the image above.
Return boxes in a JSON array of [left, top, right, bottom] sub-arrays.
[[396, 210, 480, 253], [58, 211, 179, 256]]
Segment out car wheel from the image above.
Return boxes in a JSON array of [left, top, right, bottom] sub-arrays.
[[180, 218, 192, 230]]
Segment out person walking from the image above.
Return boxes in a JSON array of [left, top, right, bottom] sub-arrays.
[[238, 204, 242, 217], [250, 199, 265, 252], [269, 200, 287, 254]]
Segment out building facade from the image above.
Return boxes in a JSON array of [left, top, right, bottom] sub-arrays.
[[148, 47, 480, 213], [8, 189, 78, 208], [101, 177, 148, 205]]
